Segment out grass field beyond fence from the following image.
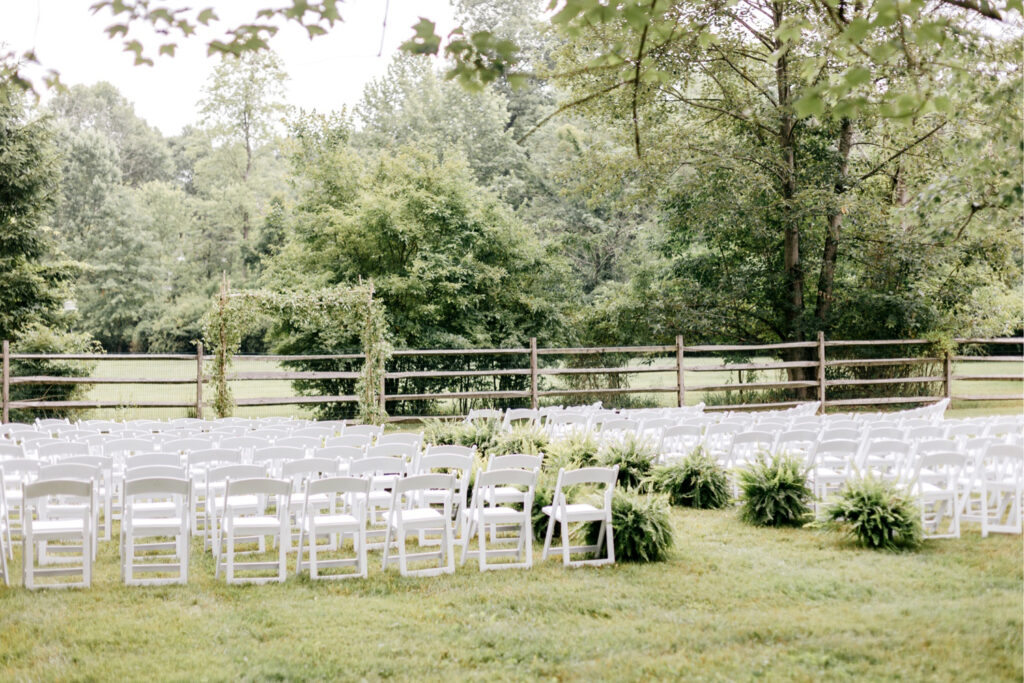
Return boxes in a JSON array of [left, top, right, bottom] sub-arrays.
[[0, 509, 1021, 680], [35, 356, 1024, 421]]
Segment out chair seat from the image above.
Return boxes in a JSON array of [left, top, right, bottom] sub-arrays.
[[392, 508, 444, 530], [465, 506, 525, 523], [482, 486, 524, 504], [31, 519, 86, 535], [130, 501, 177, 515], [212, 494, 259, 510], [229, 515, 283, 532], [542, 503, 606, 522], [127, 517, 185, 533], [305, 513, 359, 531]]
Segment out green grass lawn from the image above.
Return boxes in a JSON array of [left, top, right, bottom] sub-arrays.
[[66, 356, 1022, 421], [1, 510, 1020, 680]]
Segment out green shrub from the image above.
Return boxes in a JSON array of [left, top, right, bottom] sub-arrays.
[[817, 476, 923, 551], [598, 434, 658, 490], [652, 447, 730, 509], [489, 424, 548, 456], [582, 490, 675, 562], [9, 324, 100, 423], [546, 430, 600, 470], [422, 417, 502, 454], [422, 418, 470, 446], [737, 453, 813, 527], [531, 474, 556, 543]]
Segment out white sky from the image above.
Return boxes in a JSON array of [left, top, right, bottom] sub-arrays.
[[0, 0, 456, 135]]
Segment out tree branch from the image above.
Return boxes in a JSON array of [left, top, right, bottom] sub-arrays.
[[855, 122, 946, 184]]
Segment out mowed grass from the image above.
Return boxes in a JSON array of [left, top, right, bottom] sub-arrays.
[[0, 509, 1020, 681], [55, 356, 1024, 421]]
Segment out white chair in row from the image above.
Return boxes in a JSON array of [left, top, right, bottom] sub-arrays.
[[541, 466, 618, 567], [22, 479, 95, 590]]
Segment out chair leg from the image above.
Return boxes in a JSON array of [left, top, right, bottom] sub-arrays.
[[560, 517, 571, 566], [226, 526, 234, 584], [397, 524, 408, 576], [606, 518, 615, 564], [309, 524, 318, 580], [445, 520, 455, 574], [478, 522, 487, 571], [278, 524, 287, 583], [524, 519, 533, 568], [542, 515, 555, 561]]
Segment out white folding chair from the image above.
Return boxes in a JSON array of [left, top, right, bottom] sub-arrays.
[[295, 476, 370, 580], [909, 452, 966, 539], [349, 455, 407, 544], [205, 463, 267, 555], [461, 468, 536, 571], [121, 477, 191, 585], [382, 473, 456, 577], [60, 455, 115, 541], [219, 477, 291, 584], [22, 479, 95, 590], [542, 466, 618, 568], [659, 424, 703, 463], [37, 462, 102, 561], [969, 444, 1023, 537]]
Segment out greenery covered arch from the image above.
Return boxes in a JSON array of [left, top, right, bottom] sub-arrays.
[[202, 279, 391, 424]]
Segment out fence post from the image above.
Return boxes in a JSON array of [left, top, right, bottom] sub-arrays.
[[195, 342, 204, 419], [676, 335, 685, 407], [817, 331, 826, 414], [379, 364, 387, 417], [2, 340, 8, 423], [529, 337, 538, 410], [943, 348, 953, 400]]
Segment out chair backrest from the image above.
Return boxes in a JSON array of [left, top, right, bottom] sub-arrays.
[[473, 467, 537, 501], [103, 438, 156, 458], [863, 439, 911, 457], [866, 426, 905, 442], [503, 409, 538, 429], [37, 462, 101, 483], [367, 443, 418, 462], [814, 439, 861, 458], [913, 452, 967, 487], [126, 452, 182, 469], [290, 427, 335, 439], [423, 444, 476, 459], [487, 453, 543, 471], [162, 437, 218, 454], [326, 435, 373, 449], [916, 439, 957, 455], [0, 443, 24, 459], [126, 465, 188, 481], [377, 432, 423, 449], [348, 455, 405, 478], [220, 436, 272, 453], [394, 472, 455, 496], [24, 478, 93, 504], [346, 425, 383, 440], [418, 453, 474, 475], [559, 465, 619, 488], [1, 458, 40, 481], [206, 464, 266, 488], [313, 445, 364, 463], [60, 455, 113, 475], [600, 418, 640, 434], [467, 409, 503, 423], [224, 477, 291, 502], [252, 446, 305, 466], [124, 476, 190, 499], [281, 457, 340, 482], [36, 441, 90, 461], [907, 425, 945, 441], [306, 475, 371, 499], [187, 448, 243, 471], [821, 428, 862, 442], [275, 436, 322, 451]]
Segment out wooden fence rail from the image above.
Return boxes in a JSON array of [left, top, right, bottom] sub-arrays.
[[2, 336, 1021, 422]]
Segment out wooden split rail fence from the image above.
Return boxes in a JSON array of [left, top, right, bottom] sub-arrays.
[[1, 336, 1021, 422]]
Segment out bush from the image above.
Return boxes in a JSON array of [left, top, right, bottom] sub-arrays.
[[531, 474, 556, 543], [652, 447, 730, 509], [737, 453, 813, 527], [422, 418, 501, 453], [598, 434, 658, 490], [546, 430, 600, 470], [582, 490, 675, 562], [9, 324, 100, 423], [817, 476, 923, 551], [489, 424, 548, 457]]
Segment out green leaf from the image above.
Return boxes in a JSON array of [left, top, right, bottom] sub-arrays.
[[198, 8, 218, 25], [794, 92, 826, 118]]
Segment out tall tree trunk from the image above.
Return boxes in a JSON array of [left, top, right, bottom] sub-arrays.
[[774, 0, 810, 392], [814, 117, 854, 326]]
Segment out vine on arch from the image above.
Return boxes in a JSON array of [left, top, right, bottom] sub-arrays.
[[202, 278, 391, 424]]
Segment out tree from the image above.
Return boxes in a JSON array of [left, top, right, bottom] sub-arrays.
[[49, 82, 172, 185], [0, 94, 73, 340]]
